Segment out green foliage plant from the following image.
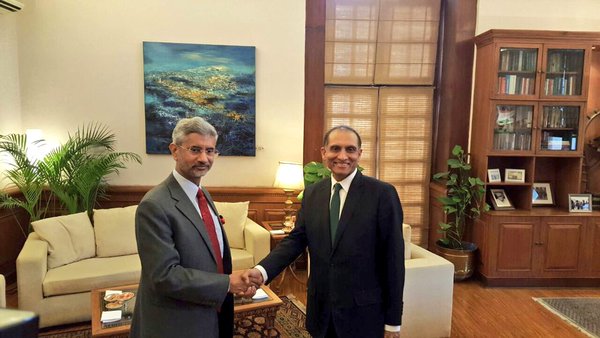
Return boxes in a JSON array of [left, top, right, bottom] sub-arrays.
[[0, 123, 142, 226], [0, 134, 47, 225], [433, 145, 489, 250], [297, 161, 364, 201]]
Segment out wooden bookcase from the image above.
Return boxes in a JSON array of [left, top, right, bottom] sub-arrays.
[[470, 30, 600, 286]]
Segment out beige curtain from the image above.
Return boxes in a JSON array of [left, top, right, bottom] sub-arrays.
[[324, 0, 440, 245]]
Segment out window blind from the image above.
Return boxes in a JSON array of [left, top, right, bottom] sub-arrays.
[[324, 0, 441, 246]]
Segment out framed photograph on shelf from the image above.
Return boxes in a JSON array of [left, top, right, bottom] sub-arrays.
[[568, 194, 592, 213], [488, 169, 501, 183], [505, 168, 525, 183], [532, 183, 553, 206], [490, 189, 515, 210]]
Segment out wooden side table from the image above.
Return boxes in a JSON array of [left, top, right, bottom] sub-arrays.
[[260, 221, 307, 294]]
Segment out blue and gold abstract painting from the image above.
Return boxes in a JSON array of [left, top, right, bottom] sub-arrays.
[[143, 42, 256, 156]]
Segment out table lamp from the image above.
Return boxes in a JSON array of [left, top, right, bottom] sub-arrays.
[[273, 161, 304, 231]]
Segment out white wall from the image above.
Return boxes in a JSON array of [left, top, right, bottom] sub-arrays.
[[3, 0, 305, 187], [0, 13, 22, 189], [477, 0, 600, 33]]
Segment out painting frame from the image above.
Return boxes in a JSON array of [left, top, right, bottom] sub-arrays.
[[487, 168, 501, 183], [568, 193, 592, 213], [532, 182, 553, 206], [490, 188, 515, 210], [142, 41, 257, 156], [504, 168, 525, 183]]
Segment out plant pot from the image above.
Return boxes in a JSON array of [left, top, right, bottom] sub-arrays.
[[435, 240, 478, 281]]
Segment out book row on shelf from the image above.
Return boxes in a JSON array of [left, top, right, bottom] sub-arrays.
[[541, 108, 579, 129], [498, 49, 537, 72], [493, 132, 532, 151], [541, 132, 577, 151], [546, 51, 583, 73], [497, 75, 534, 95], [544, 76, 580, 96]]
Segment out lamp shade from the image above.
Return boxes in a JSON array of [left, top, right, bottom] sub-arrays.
[[273, 161, 304, 190]]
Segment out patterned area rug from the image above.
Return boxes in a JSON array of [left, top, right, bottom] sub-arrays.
[[534, 297, 600, 338], [38, 295, 309, 338]]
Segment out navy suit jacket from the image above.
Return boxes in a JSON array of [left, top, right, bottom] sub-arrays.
[[130, 174, 233, 338], [259, 171, 405, 338]]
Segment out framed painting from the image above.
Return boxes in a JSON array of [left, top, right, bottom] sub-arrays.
[[505, 168, 525, 183], [532, 183, 553, 206], [143, 42, 256, 156], [568, 194, 592, 212], [490, 188, 515, 210], [487, 168, 501, 183]]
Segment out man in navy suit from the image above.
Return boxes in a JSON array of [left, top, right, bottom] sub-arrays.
[[246, 126, 405, 338], [130, 117, 254, 338]]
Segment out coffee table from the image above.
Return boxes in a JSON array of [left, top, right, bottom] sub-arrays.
[[91, 284, 282, 337], [233, 284, 283, 329]]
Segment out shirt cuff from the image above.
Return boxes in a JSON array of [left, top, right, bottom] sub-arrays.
[[385, 325, 401, 332], [254, 265, 268, 283]]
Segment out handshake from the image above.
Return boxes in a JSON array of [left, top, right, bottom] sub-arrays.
[[228, 268, 265, 297]]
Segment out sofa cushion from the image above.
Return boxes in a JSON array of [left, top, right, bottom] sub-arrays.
[[43, 254, 141, 297], [231, 248, 255, 270], [214, 201, 249, 249], [31, 212, 96, 269], [93, 206, 138, 257]]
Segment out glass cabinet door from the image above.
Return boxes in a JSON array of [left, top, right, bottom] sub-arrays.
[[539, 104, 581, 152], [493, 104, 534, 151], [497, 48, 538, 96], [543, 49, 584, 97]]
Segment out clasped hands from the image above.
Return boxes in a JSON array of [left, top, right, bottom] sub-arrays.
[[228, 268, 264, 297]]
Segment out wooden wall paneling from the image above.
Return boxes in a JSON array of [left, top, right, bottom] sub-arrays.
[[101, 186, 297, 225], [0, 206, 29, 284], [428, 0, 477, 250], [431, 0, 477, 175], [304, 0, 326, 163]]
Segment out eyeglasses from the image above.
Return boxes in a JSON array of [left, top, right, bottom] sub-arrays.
[[176, 144, 220, 157]]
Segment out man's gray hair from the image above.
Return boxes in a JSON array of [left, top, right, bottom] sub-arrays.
[[172, 117, 218, 145]]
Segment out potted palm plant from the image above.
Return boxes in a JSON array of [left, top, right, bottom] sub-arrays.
[[0, 123, 141, 231], [433, 145, 489, 281]]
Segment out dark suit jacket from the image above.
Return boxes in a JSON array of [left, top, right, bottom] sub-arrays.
[[130, 174, 233, 338], [259, 171, 405, 338]]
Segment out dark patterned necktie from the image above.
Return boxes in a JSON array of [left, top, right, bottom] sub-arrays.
[[330, 183, 342, 245], [197, 189, 223, 273]]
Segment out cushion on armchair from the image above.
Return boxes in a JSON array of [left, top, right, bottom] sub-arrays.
[[31, 212, 96, 269], [214, 201, 249, 249], [93, 206, 138, 257]]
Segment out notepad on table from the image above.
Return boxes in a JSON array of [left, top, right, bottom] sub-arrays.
[[101, 310, 122, 323]]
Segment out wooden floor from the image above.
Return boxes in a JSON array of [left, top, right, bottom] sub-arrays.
[[5, 270, 600, 337], [274, 269, 600, 337]]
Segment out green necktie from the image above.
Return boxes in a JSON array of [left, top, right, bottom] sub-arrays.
[[330, 183, 342, 245]]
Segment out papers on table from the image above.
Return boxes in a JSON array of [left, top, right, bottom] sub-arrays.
[[252, 288, 269, 300], [101, 310, 122, 323], [269, 230, 285, 235]]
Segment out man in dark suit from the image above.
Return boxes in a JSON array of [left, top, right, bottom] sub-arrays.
[[246, 126, 405, 338], [130, 117, 254, 338]]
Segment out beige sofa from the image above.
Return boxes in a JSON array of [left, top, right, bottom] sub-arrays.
[[16, 202, 270, 328], [402, 224, 454, 338]]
